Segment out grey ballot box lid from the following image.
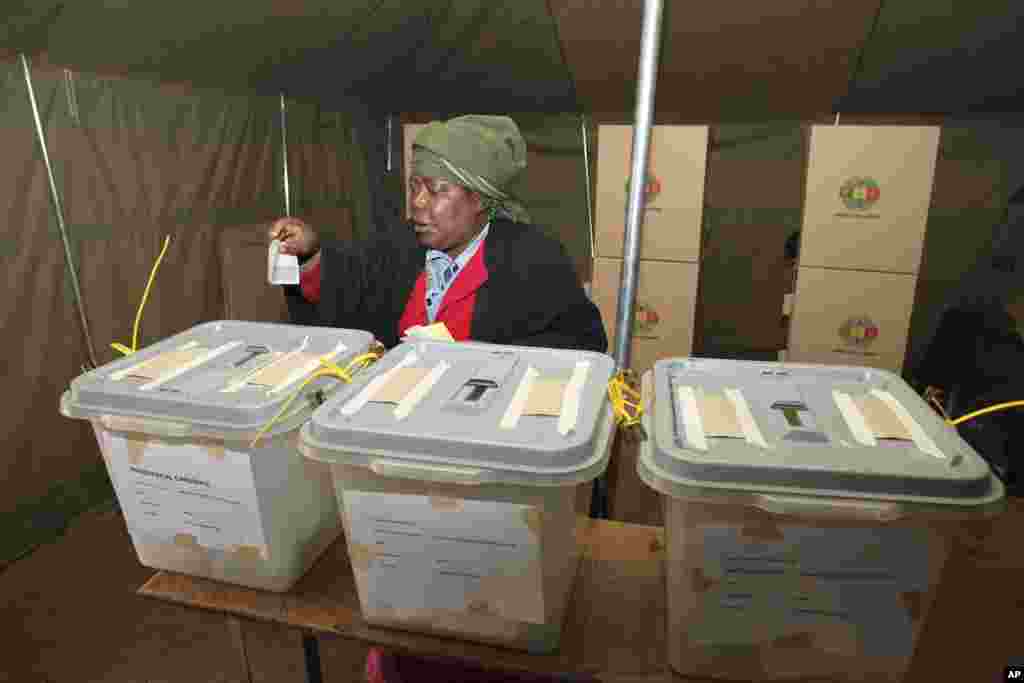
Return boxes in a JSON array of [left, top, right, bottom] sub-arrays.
[[641, 358, 1003, 507], [302, 340, 616, 486], [61, 320, 375, 437]]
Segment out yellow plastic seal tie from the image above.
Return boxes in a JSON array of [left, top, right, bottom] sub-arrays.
[[345, 350, 383, 377], [607, 371, 643, 430], [111, 235, 172, 356], [948, 399, 1024, 427], [249, 349, 383, 448]]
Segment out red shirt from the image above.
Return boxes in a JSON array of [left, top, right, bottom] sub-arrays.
[[298, 246, 490, 342], [397, 243, 489, 341], [299, 258, 321, 303]]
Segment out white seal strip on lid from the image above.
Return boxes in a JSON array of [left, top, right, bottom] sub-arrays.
[[558, 360, 591, 436], [395, 361, 450, 420], [110, 340, 200, 381], [724, 388, 769, 448], [676, 385, 708, 451], [340, 351, 419, 417], [832, 390, 878, 446], [499, 366, 538, 430], [139, 341, 243, 391], [871, 389, 945, 459], [267, 339, 348, 395]]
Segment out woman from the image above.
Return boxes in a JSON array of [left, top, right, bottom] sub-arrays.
[[270, 114, 608, 353]]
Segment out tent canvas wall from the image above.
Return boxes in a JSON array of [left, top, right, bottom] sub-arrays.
[[0, 59, 372, 564], [2, 0, 1022, 563]]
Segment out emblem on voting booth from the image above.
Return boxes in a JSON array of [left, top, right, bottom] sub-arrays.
[[839, 177, 881, 211], [838, 315, 880, 348], [633, 302, 661, 337], [625, 146, 662, 204], [625, 173, 662, 203]]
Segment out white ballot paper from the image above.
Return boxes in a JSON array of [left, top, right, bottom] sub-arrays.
[[402, 322, 456, 342], [268, 240, 300, 285]]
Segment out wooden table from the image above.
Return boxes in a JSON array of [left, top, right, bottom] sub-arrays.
[[138, 505, 1024, 683]]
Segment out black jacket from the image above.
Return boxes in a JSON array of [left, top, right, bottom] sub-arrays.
[[916, 303, 1024, 401], [284, 219, 608, 353]]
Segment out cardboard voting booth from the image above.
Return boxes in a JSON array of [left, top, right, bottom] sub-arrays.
[[591, 125, 709, 377], [787, 126, 940, 371]]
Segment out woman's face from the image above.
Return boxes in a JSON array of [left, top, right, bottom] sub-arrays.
[[408, 175, 485, 257]]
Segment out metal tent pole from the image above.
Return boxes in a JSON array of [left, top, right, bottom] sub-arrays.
[[581, 113, 596, 279], [613, 0, 665, 371], [591, 0, 665, 521], [21, 53, 99, 369], [386, 113, 395, 173], [280, 93, 291, 216]]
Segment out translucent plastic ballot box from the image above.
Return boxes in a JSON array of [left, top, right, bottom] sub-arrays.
[[637, 358, 1005, 682], [299, 340, 616, 653], [60, 321, 375, 592]]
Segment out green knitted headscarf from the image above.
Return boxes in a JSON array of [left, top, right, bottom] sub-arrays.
[[412, 115, 531, 224]]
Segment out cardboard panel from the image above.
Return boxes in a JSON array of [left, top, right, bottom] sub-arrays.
[[592, 257, 699, 376], [787, 266, 918, 372], [799, 126, 940, 274], [594, 125, 707, 262]]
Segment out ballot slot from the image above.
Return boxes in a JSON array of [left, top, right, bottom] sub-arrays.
[[771, 400, 830, 444], [462, 383, 490, 403], [757, 375, 830, 445], [446, 351, 520, 414], [775, 401, 808, 428], [234, 345, 272, 368]]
